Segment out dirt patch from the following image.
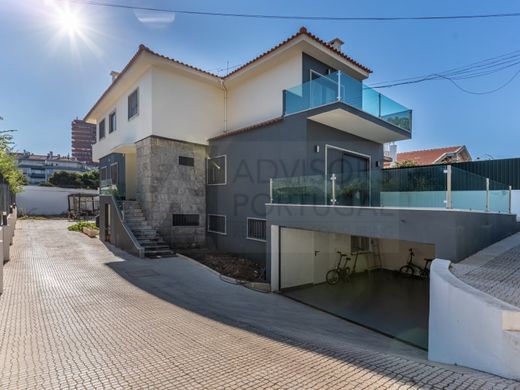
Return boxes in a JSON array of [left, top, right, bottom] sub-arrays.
[[180, 248, 266, 282]]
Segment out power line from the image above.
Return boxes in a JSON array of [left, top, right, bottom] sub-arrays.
[[368, 49, 520, 94], [62, 0, 520, 22]]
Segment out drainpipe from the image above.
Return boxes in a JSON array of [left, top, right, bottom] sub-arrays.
[[219, 79, 228, 132]]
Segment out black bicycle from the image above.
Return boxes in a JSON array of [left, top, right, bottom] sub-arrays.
[[399, 248, 433, 278], [326, 251, 352, 285]]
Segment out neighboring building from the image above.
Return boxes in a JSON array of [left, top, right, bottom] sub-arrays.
[[16, 151, 96, 185], [386, 145, 472, 167], [71, 118, 96, 163]]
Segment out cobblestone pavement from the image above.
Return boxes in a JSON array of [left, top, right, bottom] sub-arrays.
[[1, 220, 519, 389], [453, 236, 520, 309]]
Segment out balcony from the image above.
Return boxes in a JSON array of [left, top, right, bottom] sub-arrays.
[[270, 165, 512, 214], [283, 71, 412, 143]]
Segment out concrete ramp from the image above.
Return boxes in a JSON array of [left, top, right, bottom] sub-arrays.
[[429, 259, 520, 380]]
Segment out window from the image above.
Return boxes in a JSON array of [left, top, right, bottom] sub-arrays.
[[207, 155, 226, 185], [247, 218, 266, 241], [109, 111, 117, 133], [128, 88, 139, 119], [179, 156, 194, 167], [98, 119, 106, 140], [207, 214, 226, 234], [100, 166, 108, 181], [110, 163, 118, 185], [351, 236, 370, 252], [172, 214, 199, 226]]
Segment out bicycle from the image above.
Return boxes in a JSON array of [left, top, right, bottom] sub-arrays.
[[326, 251, 352, 285], [399, 248, 433, 279]]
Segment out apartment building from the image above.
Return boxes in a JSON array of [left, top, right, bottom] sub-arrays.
[[71, 118, 97, 163]]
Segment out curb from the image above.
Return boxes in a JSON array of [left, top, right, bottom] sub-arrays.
[[176, 253, 271, 293]]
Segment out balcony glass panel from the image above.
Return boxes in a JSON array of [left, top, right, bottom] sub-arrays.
[[284, 71, 412, 131]]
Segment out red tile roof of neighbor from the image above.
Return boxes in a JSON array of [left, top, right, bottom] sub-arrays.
[[208, 117, 284, 141], [84, 27, 370, 120], [395, 146, 465, 166]]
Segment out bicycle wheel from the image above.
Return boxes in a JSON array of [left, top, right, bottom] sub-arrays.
[[326, 269, 340, 285], [420, 268, 430, 279], [399, 265, 415, 277]]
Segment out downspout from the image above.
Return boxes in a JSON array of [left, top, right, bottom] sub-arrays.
[[219, 79, 228, 132]]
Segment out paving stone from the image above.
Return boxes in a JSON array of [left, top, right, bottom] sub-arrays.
[[1, 220, 519, 389]]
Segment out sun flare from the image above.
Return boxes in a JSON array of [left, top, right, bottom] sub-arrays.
[[53, 6, 84, 36]]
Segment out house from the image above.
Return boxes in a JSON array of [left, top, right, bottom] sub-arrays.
[[16, 151, 97, 185], [386, 145, 472, 167], [86, 27, 517, 350]]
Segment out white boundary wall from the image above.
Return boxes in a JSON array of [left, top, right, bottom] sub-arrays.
[[17, 186, 98, 216], [429, 259, 520, 380]]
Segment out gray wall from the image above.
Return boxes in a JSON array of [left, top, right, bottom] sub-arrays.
[[207, 106, 384, 264], [265, 204, 519, 280], [136, 136, 206, 249], [99, 195, 143, 257], [99, 153, 126, 197]]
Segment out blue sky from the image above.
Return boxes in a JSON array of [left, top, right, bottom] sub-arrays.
[[0, 0, 519, 159]]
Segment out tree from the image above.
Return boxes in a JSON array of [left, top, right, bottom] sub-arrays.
[[48, 170, 99, 189], [395, 160, 417, 168], [0, 131, 27, 193]]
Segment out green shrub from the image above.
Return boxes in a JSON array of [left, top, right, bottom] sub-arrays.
[[68, 221, 98, 232]]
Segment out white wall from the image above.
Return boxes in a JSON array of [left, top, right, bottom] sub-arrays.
[[511, 190, 520, 218], [429, 259, 520, 380], [226, 50, 302, 131], [92, 69, 153, 161], [151, 66, 224, 145], [17, 186, 98, 216]]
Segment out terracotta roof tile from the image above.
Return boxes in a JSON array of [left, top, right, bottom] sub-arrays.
[[396, 146, 465, 166], [225, 27, 371, 78]]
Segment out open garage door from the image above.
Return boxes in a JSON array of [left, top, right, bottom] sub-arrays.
[[279, 227, 432, 349]]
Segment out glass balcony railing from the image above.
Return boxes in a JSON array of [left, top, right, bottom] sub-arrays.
[[283, 71, 412, 132], [270, 165, 512, 213]]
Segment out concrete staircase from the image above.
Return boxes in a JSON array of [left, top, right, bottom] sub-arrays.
[[122, 201, 175, 259]]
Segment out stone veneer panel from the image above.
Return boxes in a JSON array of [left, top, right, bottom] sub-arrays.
[[136, 136, 206, 248]]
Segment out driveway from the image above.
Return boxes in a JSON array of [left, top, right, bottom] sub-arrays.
[[0, 220, 517, 389]]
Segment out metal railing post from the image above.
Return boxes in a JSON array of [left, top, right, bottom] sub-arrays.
[[445, 165, 452, 209], [337, 72, 341, 101], [330, 174, 337, 205], [269, 178, 273, 203], [509, 185, 512, 214], [485, 178, 490, 212]]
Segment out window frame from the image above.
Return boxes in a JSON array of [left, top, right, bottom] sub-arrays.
[[246, 217, 267, 242], [128, 88, 139, 120], [207, 214, 227, 235], [110, 162, 118, 186], [109, 110, 117, 133], [206, 155, 227, 186], [351, 235, 370, 253], [100, 166, 108, 181], [98, 118, 106, 140], [172, 214, 199, 227]]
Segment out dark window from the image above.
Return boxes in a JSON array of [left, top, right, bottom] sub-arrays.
[[207, 214, 226, 234], [179, 156, 194, 167], [110, 163, 118, 185], [98, 119, 106, 140], [247, 218, 266, 241], [109, 111, 117, 133], [172, 214, 199, 226], [207, 156, 226, 185], [100, 166, 108, 181], [128, 88, 139, 119], [351, 236, 370, 252]]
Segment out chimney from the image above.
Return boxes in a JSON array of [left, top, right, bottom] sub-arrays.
[[48, 151, 53, 160], [110, 71, 120, 82], [328, 38, 344, 51]]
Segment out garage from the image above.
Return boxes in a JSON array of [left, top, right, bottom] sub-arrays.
[[277, 227, 433, 349]]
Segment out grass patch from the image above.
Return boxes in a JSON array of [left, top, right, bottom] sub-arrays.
[[68, 221, 98, 232]]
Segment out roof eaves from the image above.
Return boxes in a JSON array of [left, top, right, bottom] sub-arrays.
[[224, 27, 371, 79], [208, 117, 284, 141]]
